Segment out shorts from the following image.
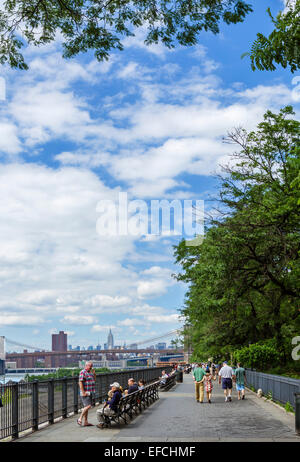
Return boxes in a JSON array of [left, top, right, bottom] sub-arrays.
[[236, 383, 245, 391], [222, 378, 232, 390], [81, 395, 92, 407]]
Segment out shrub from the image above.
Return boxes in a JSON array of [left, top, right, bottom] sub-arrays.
[[233, 342, 281, 370]]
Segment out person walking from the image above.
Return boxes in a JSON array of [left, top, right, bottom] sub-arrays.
[[235, 362, 246, 400], [77, 360, 96, 426], [203, 369, 216, 403], [218, 361, 233, 402], [193, 363, 206, 403]]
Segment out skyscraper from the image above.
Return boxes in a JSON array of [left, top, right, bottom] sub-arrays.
[[52, 331, 67, 351], [107, 329, 114, 349]]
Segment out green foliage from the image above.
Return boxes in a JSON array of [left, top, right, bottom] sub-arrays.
[[265, 391, 273, 400], [25, 367, 110, 382], [173, 107, 300, 365], [1, 388, 12, 405], [0, 1, 252, 69], [285, 401, 294, 412], [244, 1, 300, 72], [233, 342, 282, 370]]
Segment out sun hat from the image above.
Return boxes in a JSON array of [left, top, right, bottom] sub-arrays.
[[110, 382, 120, 388]]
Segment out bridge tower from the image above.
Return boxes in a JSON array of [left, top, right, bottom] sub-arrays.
[[0, 336, 5, 375]]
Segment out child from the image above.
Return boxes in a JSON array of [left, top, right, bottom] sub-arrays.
[[203, 370, 216, 403]]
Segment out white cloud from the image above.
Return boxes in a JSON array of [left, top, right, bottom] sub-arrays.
[[0, 314, 45, 326], [91, 325, 121, 333], [117, 318, 147, 327], [89, 295, 132, 309], [146, 314, 180, 324], [0, 163, 143, 326], [137, 280, 169, 299], [61, 315, 96, 325]]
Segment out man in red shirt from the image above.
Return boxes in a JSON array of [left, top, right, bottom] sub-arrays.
[[77, 361, 96, 426]]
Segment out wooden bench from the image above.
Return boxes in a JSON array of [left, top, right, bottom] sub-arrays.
[[98, 381, 160, 428], [158, 374, 177, 391]]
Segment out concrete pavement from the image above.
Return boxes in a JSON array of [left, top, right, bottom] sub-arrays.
[[18, 374, 300, 442]]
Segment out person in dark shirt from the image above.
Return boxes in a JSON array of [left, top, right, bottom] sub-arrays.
[[125, 378, 139, 395], [96, 382, 122, 428]]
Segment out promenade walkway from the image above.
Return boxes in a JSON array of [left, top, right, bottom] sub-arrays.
[[19, 374, 299, 442]]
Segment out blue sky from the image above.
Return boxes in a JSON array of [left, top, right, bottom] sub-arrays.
[[0, 0, 299, 351]]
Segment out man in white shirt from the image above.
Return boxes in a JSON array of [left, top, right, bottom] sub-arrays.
[[218, 361, 234, 402], [159, 370, 169, 385]]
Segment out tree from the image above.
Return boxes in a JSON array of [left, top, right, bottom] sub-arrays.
[[245, 0, 300, 73], [173, 107, 300, 364], [0, 0, 252, 69]]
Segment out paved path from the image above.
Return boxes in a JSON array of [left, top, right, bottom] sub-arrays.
[[19, 374, 300, 442]]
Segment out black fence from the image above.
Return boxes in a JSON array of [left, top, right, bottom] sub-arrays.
[[245, 369, 300, 409], [0, 366, 172, 440]]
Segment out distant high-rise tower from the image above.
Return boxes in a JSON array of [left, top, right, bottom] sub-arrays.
[[107, 329, 114, 349], [52, 331, 67, 351]]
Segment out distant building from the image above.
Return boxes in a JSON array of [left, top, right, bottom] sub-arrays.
[[87, 345, 94, 351], [129, 343, 138, 349], [74, 346, 80, 351], [96, 344, 101, 350], [5, 361, 17, 369], [68, 345, 72, 350], [107, 329, 114, 349], [104, 343, 108, 350], [156, 342, 166, 350], [52, 331, 67, 352]]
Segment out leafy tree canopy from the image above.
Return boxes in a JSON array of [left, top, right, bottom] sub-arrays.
[[0, 0, 252, 69], [246, 0, 300, 73], [173, 107, 300, 367]]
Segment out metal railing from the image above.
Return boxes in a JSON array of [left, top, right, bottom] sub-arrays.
[[245, 369, 300, 409], [0, 366, 172, 440]]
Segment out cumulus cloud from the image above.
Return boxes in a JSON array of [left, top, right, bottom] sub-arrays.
[[0, 314, 45, 326], [1, 29, 299, 346], [61, 315, 96, 325]]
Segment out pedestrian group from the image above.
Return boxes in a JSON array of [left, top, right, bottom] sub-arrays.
[[77, 359, 247, 428]]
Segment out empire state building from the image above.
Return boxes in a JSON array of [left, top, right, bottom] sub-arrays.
[[107, 329, 114, 349]]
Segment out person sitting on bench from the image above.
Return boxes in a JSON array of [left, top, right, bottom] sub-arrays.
[[96, 382, 122, 428], [124, 378, 139, 395], [159, 370, 169, 385]]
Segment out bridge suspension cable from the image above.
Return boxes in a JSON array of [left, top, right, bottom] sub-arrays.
[[133, 329, 182, 346], [5, 338, 46, 351]]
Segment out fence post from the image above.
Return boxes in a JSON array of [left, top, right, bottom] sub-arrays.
[[73, 377, 78, 414], [32, 380, 39, 431], [11, 383, 19, 440], [295, 393, 300, 435], [48, 379, 54, 424], [62, 377, 68, 419]]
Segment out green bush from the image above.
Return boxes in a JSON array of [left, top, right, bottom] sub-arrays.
[[284, 401, 294, 413], [233, 342, 281, 370]]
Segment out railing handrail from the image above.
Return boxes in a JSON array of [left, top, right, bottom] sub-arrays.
[[0, 366, 173, 440], [245, 369, 300, 385]]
